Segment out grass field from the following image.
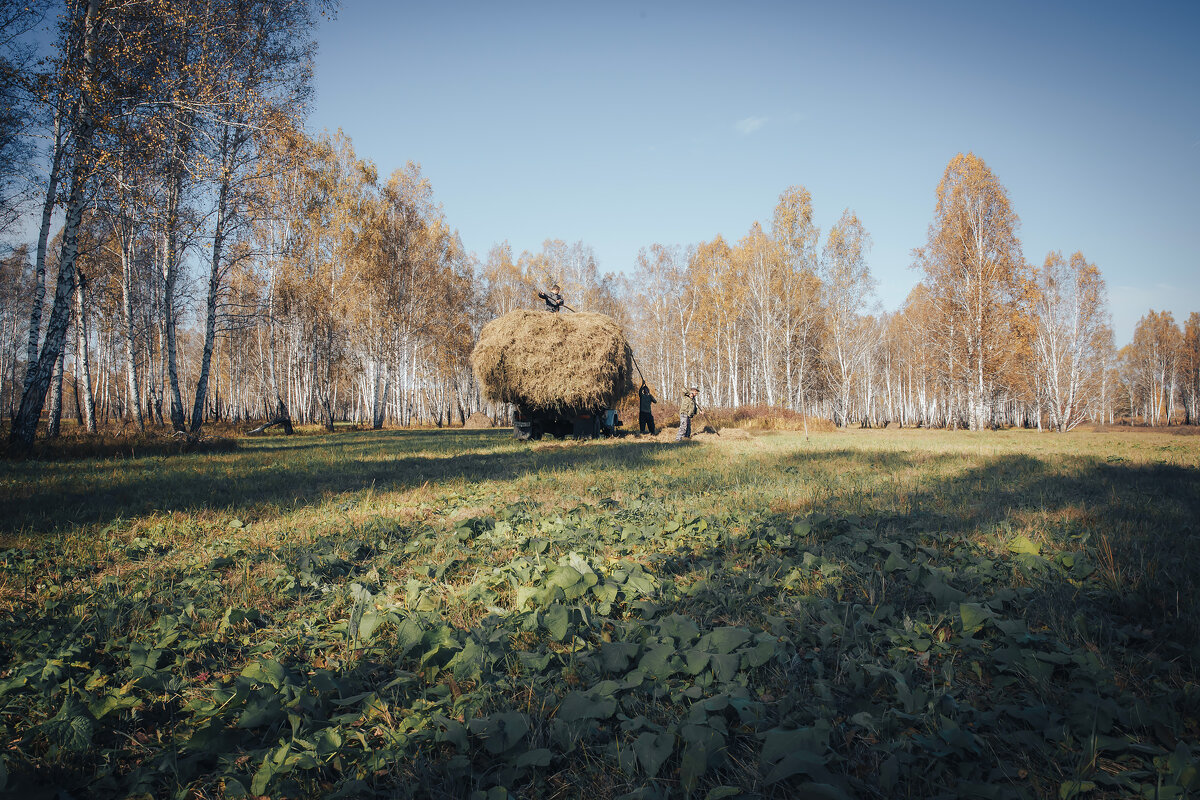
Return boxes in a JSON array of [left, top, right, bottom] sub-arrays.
[[1, 426, 1198, 798]]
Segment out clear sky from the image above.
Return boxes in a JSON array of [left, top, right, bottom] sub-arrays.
[[307, 0, 1200, 345]]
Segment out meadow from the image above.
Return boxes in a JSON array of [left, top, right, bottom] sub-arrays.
[[1, 425, 1198, 799]]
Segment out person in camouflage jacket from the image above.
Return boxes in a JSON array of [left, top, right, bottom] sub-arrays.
[[676, 387, 699, 441]]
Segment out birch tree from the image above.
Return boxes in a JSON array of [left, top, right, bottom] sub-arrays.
[[0, 245, 30, 416], [189, 0, 320, 433], [738, 222, 782, 405], [1127, 311, 1182, 425], [820, 209, 875, 426], [770, 186, 822, 411], [631, 244, 687, 393], [1181, 313, 1200, 425], [11, 0, 102, 450], [915, 153, 1025, 430], [1030, 251, 1111, 430], [481, 242, 530, 316]]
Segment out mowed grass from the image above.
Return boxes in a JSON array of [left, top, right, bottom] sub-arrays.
[[0, 426, 1198, 799]]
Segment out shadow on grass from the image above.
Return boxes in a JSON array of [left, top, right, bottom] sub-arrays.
[[0, 429, 661, 535], [765, 446, 1200, 648], [768, 446, 1198, 540], [4, 437, 1199, 798], [243, 427, 517, 454]]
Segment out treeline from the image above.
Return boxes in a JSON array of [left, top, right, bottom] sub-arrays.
[[1, 5, 1198, 445], [629, 156, 1200, 431]]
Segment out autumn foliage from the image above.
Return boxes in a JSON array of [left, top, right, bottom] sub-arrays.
[[0, 16, 1194, 446]]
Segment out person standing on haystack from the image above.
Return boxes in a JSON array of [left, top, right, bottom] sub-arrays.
[[676, 387, 699, 441], [538, 284, 565, 313], [639, 383, 657, 434]]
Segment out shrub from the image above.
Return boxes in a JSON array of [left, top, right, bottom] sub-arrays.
[[700, 404, 836, 432]]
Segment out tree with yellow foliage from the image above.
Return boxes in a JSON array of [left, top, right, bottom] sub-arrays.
[[481, 242, 529, 316], [1125, 311, 1182, 425], [688, 236, 736, 404], [1030, 251, 1112, 430], [771, 186, 823, 411], [915, 153, 1026, 429], [1182, 313, 1200, 425], [820, 209, 874, 426], [738, 222, 784, 406], [630, 243, 693, 393]]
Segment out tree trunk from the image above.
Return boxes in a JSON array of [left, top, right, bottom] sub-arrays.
[[163, 173, 186, 432], [10, 11, 98, 449], [264, 285, 293, 434], [75, 268, 97, 432], [10, 1, 100, 450], [22, 74, 69, 399], [190, 128, 235, 433], [72, 365, 84, 425], [47, 344, 66, 438], [120, 236, 145, 431], [372, 364, 388, 429]]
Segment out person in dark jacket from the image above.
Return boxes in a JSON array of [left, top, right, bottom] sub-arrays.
[[638, 383, 656, 434], [537, 284, 565, 312], [676, 387, 699, 441]]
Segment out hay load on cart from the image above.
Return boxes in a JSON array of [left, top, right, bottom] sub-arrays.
[[471, 310, 635, 439]]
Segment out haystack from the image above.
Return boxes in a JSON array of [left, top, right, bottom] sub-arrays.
[[463, 412, 494, 429], [472, 310, 635, 410]]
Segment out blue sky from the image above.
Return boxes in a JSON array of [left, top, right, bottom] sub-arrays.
[[308, 0, 1199, 345]]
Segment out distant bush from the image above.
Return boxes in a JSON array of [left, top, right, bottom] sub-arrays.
[[611, 400, 835, 433], [701, 404, 836, 432]]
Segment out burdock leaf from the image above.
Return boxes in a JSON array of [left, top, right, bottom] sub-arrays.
[[43, 697, 94, 753], [764, 751, 830, 784], [633, 731, 674, 777], [638, 645, 678, 679], [704, 627, 750, 654], [548, 565, 582, 587], [557, 692, 616, 722], [959, 603, 991, 634], [241, 658, 286, 689], [679, 744, 708, 794], [396, 618, 424, 656], [762, 727, 826, 765], [250, 754, 275, 796], [473, 711, 529, 754], [542, 604, 570, 641], [601, 641, 639, 672], [1009, 535, 1040, 555]]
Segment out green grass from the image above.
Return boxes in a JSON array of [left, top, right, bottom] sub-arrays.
[[1, 427, 1198, 798]]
